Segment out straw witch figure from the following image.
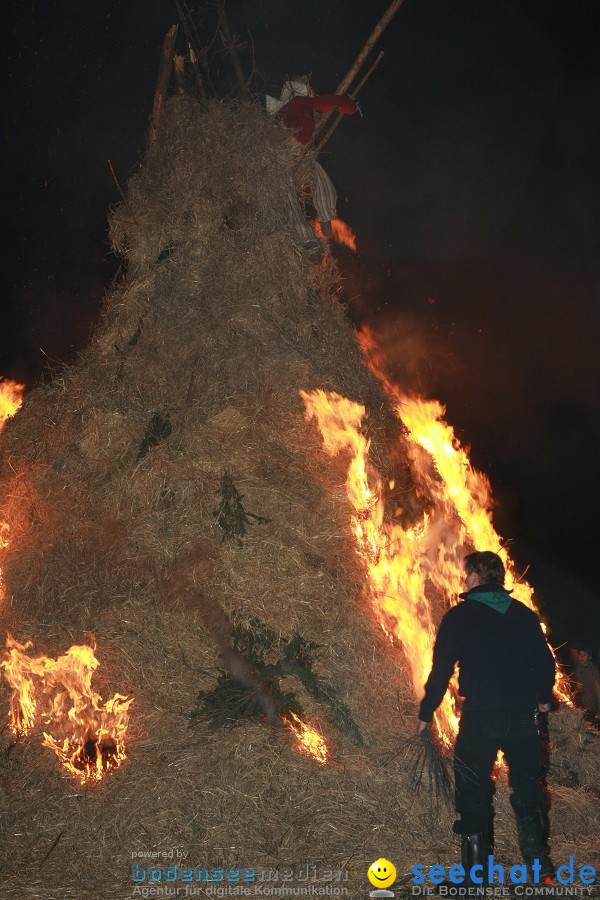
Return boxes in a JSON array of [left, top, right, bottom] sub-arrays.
[[266, 76, 358, 251]]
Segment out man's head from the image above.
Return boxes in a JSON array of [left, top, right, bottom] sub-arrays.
[[569, 638, 592, 664], [576, 648, 592, 667], [464, 550, 505, 588]]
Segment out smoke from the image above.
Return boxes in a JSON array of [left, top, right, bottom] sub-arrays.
[[357, 310, 463, 400]]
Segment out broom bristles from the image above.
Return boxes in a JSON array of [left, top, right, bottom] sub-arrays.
[[380, 729, 454, 811]]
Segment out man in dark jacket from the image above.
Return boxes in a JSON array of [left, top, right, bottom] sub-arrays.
[[418, 551, 556, 883]]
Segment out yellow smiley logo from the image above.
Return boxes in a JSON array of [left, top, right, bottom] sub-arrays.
[[368, 858, 397, 889]]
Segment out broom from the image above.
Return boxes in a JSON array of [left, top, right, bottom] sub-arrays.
[[380, 728, 454, 811]]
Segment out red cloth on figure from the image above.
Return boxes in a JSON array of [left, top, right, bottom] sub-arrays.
[[276, 95, 357, 145]]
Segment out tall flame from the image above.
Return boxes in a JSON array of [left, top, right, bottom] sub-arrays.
[[300, 388, 459, 741], [359, 327, 570, 703], [301, 358, 569, 744], [1, 634, 133, 782]]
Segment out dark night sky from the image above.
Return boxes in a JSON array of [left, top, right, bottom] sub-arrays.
[[2, 1, 599, 648]]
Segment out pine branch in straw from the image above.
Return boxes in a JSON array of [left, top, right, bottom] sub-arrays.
[[136, 411, 172, 460], [213, 473, 269, 544]]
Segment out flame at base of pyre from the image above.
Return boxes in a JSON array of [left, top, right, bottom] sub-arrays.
[[1, 635, 133, 783]]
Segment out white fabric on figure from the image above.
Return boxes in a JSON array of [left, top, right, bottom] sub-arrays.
[[266, 76, 310, 115]]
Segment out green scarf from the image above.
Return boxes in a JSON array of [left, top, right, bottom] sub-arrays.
[[462, 584, 513, 614]]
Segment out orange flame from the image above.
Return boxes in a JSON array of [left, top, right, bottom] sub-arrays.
[[0, 378, 132, 781], [283, 712, 329, 764], [359, 329, 571, 707], [0, 378, 24, 429], [0, 378, 24, 606], [301, 371, 569, 745], [300, 388, 459, 742], [313, 218, 357, 251], [331, 218, 357, 251], [1, 634, 133, 782]]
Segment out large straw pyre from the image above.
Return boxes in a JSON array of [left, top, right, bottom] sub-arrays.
[[0, 97, 598, 900]]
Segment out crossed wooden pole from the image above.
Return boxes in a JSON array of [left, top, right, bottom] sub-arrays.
[[302, 0, 406, 160]]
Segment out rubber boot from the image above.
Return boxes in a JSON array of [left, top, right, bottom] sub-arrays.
[[461, 832, 488, 889], [511, 797, 554, 881]]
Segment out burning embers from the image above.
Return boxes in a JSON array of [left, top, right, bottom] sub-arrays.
[[1, 634, 133, 783]]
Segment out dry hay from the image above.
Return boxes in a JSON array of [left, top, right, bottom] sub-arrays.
[[0, 97, 598, 900]]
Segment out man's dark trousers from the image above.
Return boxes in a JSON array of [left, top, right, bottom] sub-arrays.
[[454, 707, 545, 836]]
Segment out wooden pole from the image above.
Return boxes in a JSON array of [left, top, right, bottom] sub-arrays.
[[349, 50, 385, 102], [175, 0, 208, 97], [148, 24, 178, 152], [314, 51, 384, 156], [188, 45, 208, 98], [214, 0, 248, 97], [107, 159, 127, 202], [334, 0, 404, 96], [299, 0, 405, 163]]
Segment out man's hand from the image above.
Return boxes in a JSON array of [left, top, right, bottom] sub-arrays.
[[538, 703, 551, 713], [417, 719, 430, 733]]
